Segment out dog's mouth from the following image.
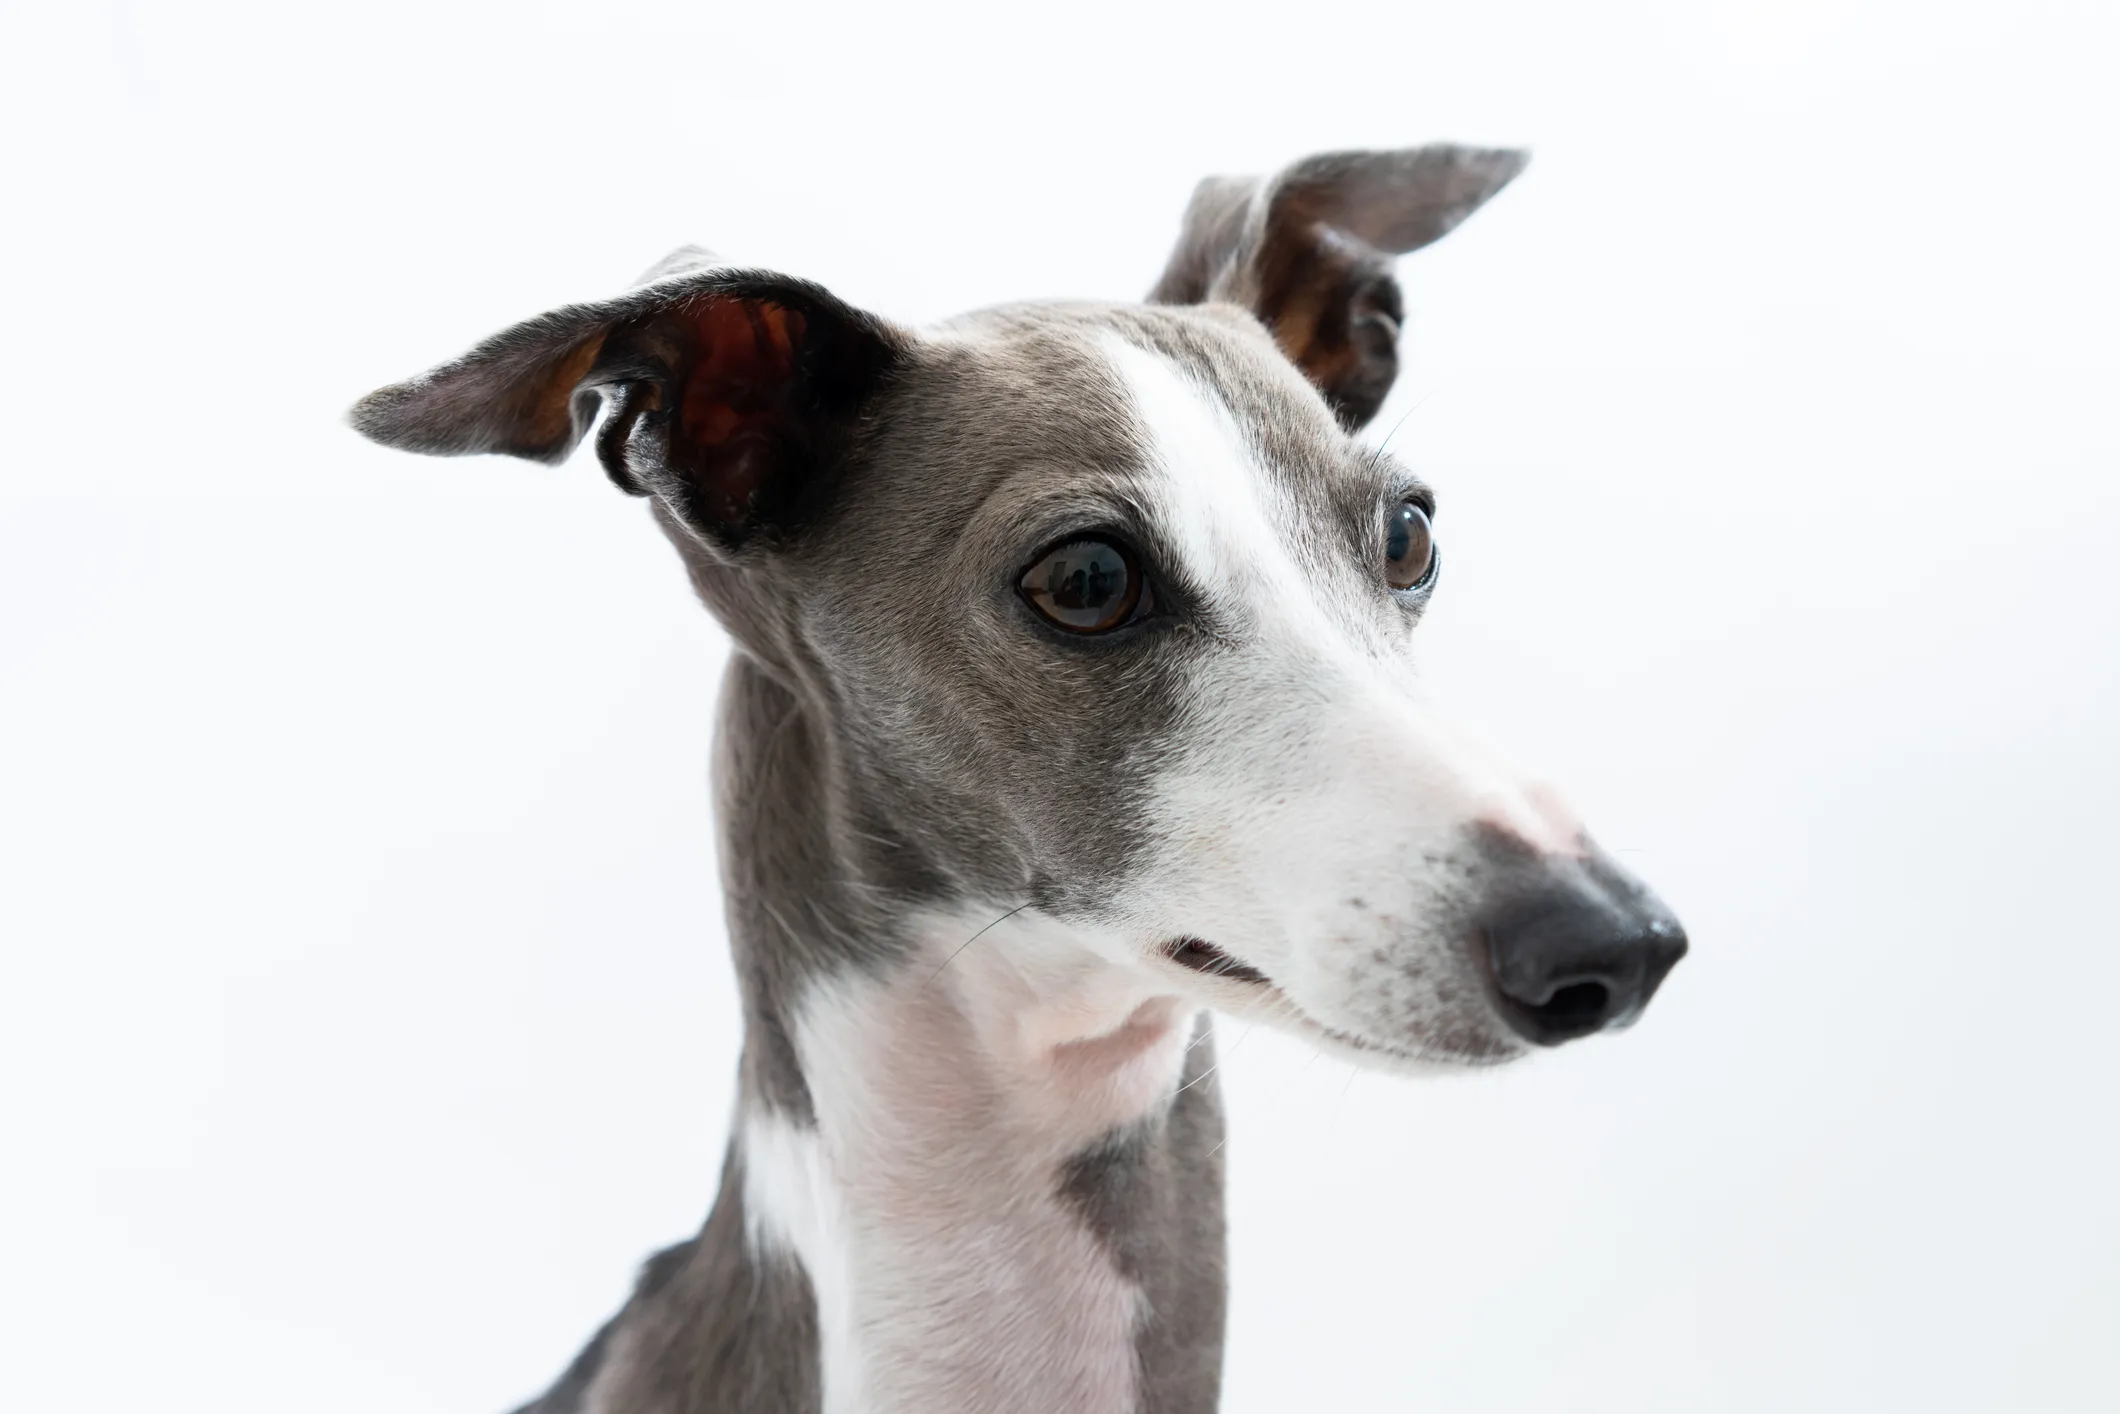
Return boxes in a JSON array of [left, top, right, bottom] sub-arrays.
[[1157, 936, 1510, 1068], [1162, 936, 1272, 985]]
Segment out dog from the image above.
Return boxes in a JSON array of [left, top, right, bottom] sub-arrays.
[[352, 143, 1685, 1414]]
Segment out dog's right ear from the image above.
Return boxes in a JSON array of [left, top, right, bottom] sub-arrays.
[[1149, 146, 1527, 431], [349, 259, 910, 555]]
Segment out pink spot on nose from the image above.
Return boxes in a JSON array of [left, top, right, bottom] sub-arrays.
[[1476, 781, 1589, 858]]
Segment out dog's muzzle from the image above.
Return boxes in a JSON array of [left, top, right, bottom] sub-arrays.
[[1476, 851, 1687, 1046]]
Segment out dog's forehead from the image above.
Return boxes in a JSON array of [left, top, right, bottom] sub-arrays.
[[929, 300, 1353, 469], [854, 301, 1388, 570]]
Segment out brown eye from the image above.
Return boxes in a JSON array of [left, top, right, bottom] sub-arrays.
[[1021, 538, 1144, 633], [1384, 500, 1437, 591]]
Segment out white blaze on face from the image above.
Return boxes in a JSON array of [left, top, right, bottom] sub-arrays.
[[1097, 334, 1583, 1058]]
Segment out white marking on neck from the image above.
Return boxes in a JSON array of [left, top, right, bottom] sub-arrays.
[[742, 909, 1195, 1414]]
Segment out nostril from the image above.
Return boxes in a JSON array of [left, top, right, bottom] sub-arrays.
[[1481, 907, 1668, 1045], [1527, 980, 1611, 1034], [1489, 965, 1625, 1045]]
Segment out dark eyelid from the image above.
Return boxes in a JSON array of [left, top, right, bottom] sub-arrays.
[[1016, 525, 1152, 578], [1017, 520, 1201, 620]]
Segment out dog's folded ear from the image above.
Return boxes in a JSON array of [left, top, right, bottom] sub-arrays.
[[1149, 146, 1527, 431], [349, 259, 909, 553]]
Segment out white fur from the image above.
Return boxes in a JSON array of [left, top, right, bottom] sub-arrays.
[[743, 908, 1195, 1414], [742, 1113, 865, 1410], [1095, 334, 1579, 1064]]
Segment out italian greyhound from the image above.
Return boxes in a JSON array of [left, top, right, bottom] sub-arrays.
[[352, 144, 1686, 1414]]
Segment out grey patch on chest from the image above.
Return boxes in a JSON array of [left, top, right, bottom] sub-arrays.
[[1058, 1014, 1229, 1414], [514, 1143, 822, 1414]]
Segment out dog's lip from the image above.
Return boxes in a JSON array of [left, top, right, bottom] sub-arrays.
[[1157, 938, 1507, 1068], [1157, 938, 1425, 1062], [1262, 990, 1433, 1066], [1160, 936, 1272, 985]]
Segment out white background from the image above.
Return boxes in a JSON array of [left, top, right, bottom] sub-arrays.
[[3, 2, 2116, 1410]]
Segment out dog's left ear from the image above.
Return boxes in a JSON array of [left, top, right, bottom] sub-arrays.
[[350, 257, 909, 555], [1149, 146, 1527, 431]]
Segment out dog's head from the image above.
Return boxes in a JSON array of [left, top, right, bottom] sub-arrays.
[[353, 145, 1682, 1069]]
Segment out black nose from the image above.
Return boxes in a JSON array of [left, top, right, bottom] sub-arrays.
[[1480, 861, 1687, 1046]]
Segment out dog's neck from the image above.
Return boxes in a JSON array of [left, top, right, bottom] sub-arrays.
[[624, 652, 1230, 1414], [738, 931, 1207, 1414]]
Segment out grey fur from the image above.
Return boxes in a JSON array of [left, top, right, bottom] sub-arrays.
[[490, 304, 1342, 1412], [513, 1147, 820, 1414], [1059, 1017, 1230, 1414], [455, 305, 1314, 1413], [351, 147, 1577, 1414]]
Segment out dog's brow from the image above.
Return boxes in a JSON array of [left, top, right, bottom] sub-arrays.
[[953, 477, 1163, 575], [1378, 456, 1436, 513]]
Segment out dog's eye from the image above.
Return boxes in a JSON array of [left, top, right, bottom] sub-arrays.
[[1020, 538, 1145, 633], [1384, 500, 1437, 591]]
